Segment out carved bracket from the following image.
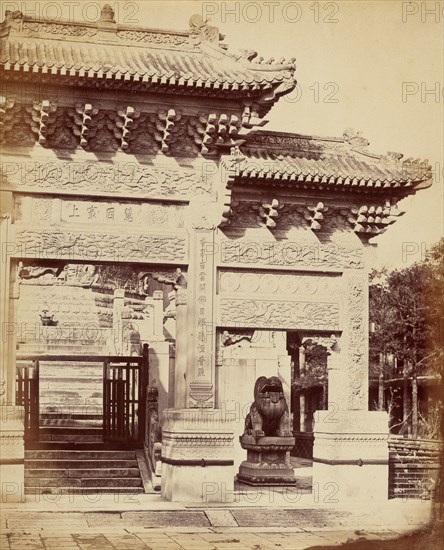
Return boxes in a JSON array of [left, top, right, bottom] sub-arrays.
[[28, 100, 58, 145], [189, 112, 241, 155], [257, 198, 284, 229], [155, 109, 182, 153], [115, 106, 140, 150], [348, 202, 404, 235], [72, 103, 99, 148], [302, 201, 329, 231], [0, 96, 16, 143], [241, 103, 268, 129]]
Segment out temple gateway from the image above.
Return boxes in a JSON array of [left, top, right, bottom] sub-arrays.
[[0, 6, 431, 503]]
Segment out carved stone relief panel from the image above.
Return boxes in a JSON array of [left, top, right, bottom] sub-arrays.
[[218, 299, 340, 331], [218, 269, 340, 298], [2, 161, 215, 200], [14, 228, 187, 263], [218, 237, 364, 270]]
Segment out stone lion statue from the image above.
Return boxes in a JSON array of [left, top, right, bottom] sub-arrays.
[[244, 376, 292, 437]]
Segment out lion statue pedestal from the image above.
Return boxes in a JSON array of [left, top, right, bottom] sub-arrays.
[[237, 376, 296, 486]]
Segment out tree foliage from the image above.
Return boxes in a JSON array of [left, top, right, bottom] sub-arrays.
[[369, 237, 444, 380]]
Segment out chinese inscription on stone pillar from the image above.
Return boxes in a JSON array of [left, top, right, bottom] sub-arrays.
[[189, 230, 215, 408]]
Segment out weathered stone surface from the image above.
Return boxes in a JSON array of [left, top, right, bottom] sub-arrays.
[[120, 511, 210, 528], [13, 229, 187, 263], [218, 299, 340, 330]]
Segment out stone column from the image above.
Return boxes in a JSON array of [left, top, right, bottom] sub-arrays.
[[312, 272, 389, 502], [174, 287, 188, 409], [299, 345, 306, 432], [152, 290, 164, 339], [187, 228, 215, 407], [161, 215, 234, 503], [0, 194, 25, 503], [112, 288, 125, 355]]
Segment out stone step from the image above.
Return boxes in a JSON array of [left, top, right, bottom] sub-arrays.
[[40, 408, 103, 420], [17, 345, 108, 353], [27, 442, 111, 450], [25, 450, 136, 460], [38, 433, 104, 443], [39, 427, 103, 436], [25, 468, 141, 478], [40, 398, 103, 410], [25, 477, 142, 488], [24, 486, 144, 495], [17, 350, 109, 358], [25, 459, 138, 469], [40, 422, 103, 429]]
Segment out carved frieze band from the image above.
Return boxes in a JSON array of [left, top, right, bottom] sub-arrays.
[[219, 239, 364, 270], [1, 161, 215, 200], [13, 228, 187, 263], [218, 270, 340, 297], [218, 299, 340, 330]]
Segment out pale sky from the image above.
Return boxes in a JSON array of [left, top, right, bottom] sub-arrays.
[[14, 0, 443, 268]]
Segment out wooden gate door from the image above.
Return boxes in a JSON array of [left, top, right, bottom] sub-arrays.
[[16, 361, 40, 442], [103, 344, 149, 447]]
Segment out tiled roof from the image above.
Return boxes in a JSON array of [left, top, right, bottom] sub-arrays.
[[0, 9, 296, 105], [225, 130, 432, 194]]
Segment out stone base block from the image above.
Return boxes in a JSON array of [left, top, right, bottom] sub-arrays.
[[0, 405, 25, 503], [312, 410, 389, 502], [162, 462, 234, 503], [237, 435, 296, 486], [161, 409, 235, 503]]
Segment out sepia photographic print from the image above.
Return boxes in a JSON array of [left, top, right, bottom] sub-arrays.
[[0, 1, 443, 548]]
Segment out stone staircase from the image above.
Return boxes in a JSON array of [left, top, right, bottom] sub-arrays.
[[25, 445, 144, 495]]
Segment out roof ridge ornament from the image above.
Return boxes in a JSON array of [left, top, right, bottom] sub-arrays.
[[0, 10, 24, 37], [99, 4, 116, 23], [189, 14, 224, 45], [343, 128, 370, 149]]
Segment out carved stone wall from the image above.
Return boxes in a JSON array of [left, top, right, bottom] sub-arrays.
[[13, 228, 187, 263]]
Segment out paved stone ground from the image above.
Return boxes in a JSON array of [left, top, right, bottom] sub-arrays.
[[1, 505, 442, 550]]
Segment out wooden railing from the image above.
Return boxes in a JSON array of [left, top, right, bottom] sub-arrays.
[[16, 361, 39, 442], [16, 344, 149, 448]]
